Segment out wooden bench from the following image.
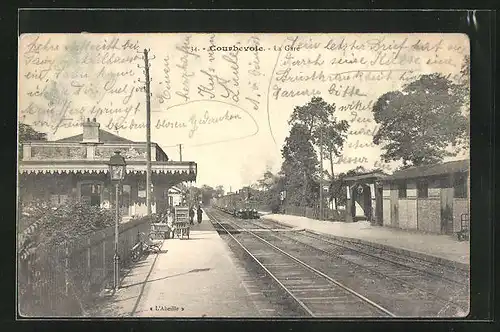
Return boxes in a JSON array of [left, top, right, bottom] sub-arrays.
[[130, 232, 163, 262], [151, 223, 172, 239], [144, 237, 162, 253], [130, 241, 143, 262]]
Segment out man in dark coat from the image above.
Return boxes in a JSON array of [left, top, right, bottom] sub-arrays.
[[189, 206, 195, 225], [197, 206, 203, 224]]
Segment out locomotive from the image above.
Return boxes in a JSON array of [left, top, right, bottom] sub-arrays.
[[213, 191, 260, 219]]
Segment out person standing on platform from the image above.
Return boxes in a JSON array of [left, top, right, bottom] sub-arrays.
[[189, 206, 195, 225], [197, 205, 203, 224]]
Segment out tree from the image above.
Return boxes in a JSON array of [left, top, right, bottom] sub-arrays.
[[317, 121, 350, 181], [459, 55, 470, 89], [18, 123, 47, 160], [372, 74, 469, 167], [456, 54, 470, 154], [214, 185, 225, 197], [281, 123, 319, 207], [187, 185, 219, 205], [200, 185, 216, 205], [253, 170, 283, 212], [285, 97, 349, 207], [19, 123, 48, 142], [289, 96, 349, 178]]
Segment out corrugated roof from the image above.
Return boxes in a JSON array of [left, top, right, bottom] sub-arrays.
[[56, 129, 135, 143], [344, 171, 389, 182], [383, 159, 469, 181]]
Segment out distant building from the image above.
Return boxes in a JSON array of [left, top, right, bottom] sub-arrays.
[[18, 118, 197, 218], [165, 185, 184, 207], [380, 159, 469, 235]]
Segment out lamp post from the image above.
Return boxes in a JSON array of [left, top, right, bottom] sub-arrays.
[[108, 151, 127, 291]]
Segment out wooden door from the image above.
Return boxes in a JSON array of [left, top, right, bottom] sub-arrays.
[[363, 185, 372, 221], [390, 186, 399, 227], [440, 187, 454, 234], [376, 187, 383, 225], [120, 185, 131, 216]]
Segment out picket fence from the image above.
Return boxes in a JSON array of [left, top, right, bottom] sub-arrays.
[[283, 205, 346, 221], [18, 216, 151, 317]]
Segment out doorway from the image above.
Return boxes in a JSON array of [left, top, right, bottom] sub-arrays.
[[351, 184, 372, 221], [375, 186, 383, 225], [79, 182, 103, 207], [440, 187, 454, 234], [120, 184, 131, 217]]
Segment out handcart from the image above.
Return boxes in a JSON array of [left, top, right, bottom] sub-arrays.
[[173, 206, 190, 239]]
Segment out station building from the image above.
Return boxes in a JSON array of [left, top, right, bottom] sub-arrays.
[[165, 185, 185, 207], [18, 118, 197, 219], [344, 159, 470, 235]]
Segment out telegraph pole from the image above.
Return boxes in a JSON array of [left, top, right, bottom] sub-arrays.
[[179, 144, 183, 161], [143, 49, 153, 215], [319, 129, 324, 220]]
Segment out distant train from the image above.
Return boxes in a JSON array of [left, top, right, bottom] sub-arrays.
[[212, 191, 260, 219]]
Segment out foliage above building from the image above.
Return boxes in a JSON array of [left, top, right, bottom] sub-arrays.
[[372, 73, 469, 167]]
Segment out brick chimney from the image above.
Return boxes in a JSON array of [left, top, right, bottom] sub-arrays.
[[82, 118, 100, 143]]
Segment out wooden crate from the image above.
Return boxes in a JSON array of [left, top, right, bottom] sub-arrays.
[[174, 207, 190, 239]]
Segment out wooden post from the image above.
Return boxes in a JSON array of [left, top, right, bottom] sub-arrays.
[[87, 238, 91, 286], [114, 183, 120, 290], [144, 49, 153, 216], [346, 185, 353, 222], [319, 129, 324, 220], [102, 232, 106, 281], [65, 245, 69, 296]]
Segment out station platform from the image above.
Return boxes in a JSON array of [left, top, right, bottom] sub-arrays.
[[261, 214, 470, 270], [94, 210, 264, 317]]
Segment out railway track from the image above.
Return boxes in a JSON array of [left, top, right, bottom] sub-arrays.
[[206, 209, 395, 317], [246, 217, 469, 285], [209, 207, 469, 317]]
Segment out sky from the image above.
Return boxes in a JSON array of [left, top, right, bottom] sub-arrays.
[[18, 33, 470, 192]]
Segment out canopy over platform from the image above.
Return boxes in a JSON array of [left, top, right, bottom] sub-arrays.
[[19, 160, 196, 181], [381, 160, 469, 182]]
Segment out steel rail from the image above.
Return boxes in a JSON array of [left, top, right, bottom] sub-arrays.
[[239, 214, 467, 286], [210, 209, 396, 317], [206, 210, 315, 317], [226, 213, 468, 315], [260, 228, 468, 313], [294, 230, 467, 286]]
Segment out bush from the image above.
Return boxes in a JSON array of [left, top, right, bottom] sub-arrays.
[[270, 203, 281, 214], [19, 200, 115, 250], [18, 200, 118, 316]]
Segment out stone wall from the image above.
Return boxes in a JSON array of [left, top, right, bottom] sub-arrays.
[[30, 146, 87, 160], [398, 199, 418, 230], [417, 198, 441, 233]]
